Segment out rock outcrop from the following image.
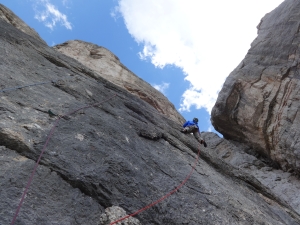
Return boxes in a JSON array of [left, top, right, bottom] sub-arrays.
[[211, 0, 300, 173], [53, 40, 185, 125], [2, 2, 300, 225], [0, 4, 46, 44]]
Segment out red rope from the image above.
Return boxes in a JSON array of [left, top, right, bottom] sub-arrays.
[[110, 145, 201, 225], [10, 94, 117, 225]]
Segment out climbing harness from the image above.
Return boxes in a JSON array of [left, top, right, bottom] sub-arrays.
[[110, 144, 201, 225], [10, 94, 118, 225]]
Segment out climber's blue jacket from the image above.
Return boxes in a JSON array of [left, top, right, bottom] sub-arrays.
[[183, 120, 199, 129]]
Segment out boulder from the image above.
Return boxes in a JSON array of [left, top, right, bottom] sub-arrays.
[[211, 0, 300, 173]]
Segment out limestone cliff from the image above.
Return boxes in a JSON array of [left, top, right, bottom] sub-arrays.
[[2, 2, 300, 225], [53, 40, 185, 125], [211, 0, 300, 174]]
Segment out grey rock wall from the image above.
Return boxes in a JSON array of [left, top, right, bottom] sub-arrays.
[[211, 0, 300, 173], [203, 132, 300, 216]]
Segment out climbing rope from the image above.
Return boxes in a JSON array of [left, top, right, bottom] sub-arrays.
[[110, 144, 201, 225], [10, 94, 118, 225]]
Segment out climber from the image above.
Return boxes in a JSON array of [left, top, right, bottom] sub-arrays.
[[181, 118, 207, 147]]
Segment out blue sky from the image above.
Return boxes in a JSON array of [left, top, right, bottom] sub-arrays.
[[1, 0, 284, 134]]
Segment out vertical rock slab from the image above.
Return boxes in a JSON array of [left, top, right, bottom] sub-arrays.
[[211, 0, 300, 172]]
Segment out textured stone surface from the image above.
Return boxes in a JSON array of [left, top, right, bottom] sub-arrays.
[[211, 0, 300, 173], [1, 3, 300, 225], [203, 132, 300, 215], [0, 146, 102, 225], [53, 40, 185, 125], [99, 206, 141, 225]]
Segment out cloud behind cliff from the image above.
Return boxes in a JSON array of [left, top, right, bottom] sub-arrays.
[[152, 82, 170, 95], [114, 0, 284, 113], [33, 0, 72, 30]]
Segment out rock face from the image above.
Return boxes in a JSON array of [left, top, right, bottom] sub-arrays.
[[53, 40, 185, 125], [203, 132, 300, 218], [211, 0, 300, 173], [2, 2, 300, 225], [0, 4, 46, 44]]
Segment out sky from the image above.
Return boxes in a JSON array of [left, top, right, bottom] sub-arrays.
[[0, 0, 284, 134]]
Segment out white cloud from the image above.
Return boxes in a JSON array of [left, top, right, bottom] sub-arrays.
[[207, 117, 214, 132], [152, 82, 170, 95], [115, 0, 284, 113], [111, 6, 121, 21], [207, 125, 213, 132], [62, 0, 69, 6], [33, 0, 72, 30]]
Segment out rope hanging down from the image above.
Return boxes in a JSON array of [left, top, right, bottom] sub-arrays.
[[110, 145, 201, 225], [10, 94, 118, 225]]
